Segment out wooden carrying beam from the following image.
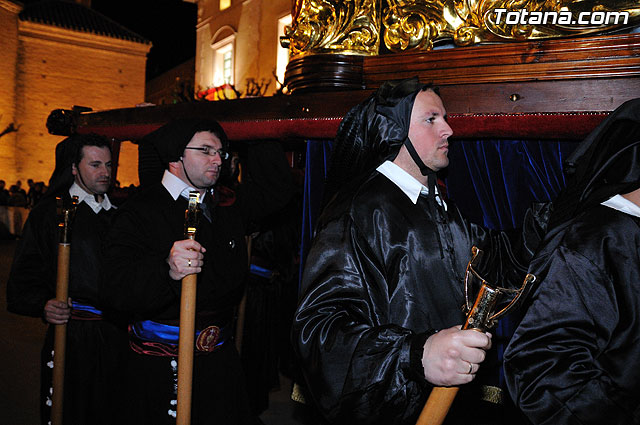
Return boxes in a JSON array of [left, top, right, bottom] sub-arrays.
[[75, 112, 609, 143], [67, 33, 638, 143]]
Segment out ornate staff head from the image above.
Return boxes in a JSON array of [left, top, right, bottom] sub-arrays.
[[184, 191, 201, 240], [463, 246, 535, 331], [56, 196, 79, 244]]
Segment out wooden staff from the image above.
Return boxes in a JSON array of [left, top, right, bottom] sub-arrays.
[[51, 196, 78, 425], [416, 247, 534, 425], [177, 192, 201, 425]]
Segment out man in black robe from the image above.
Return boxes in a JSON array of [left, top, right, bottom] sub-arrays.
[[7, 133, 125, 425], [504, 98, 640, 424], [292, 78, 543, 424], [101, 119, 292, 424]]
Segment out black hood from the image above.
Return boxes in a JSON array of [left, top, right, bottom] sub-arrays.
[[138, 118, 229, 187], [322, 77, 430, 206], [547, 98, 640, 231], [46, 134, 81, 199]]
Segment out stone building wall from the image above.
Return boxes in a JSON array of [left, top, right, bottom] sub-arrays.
[[0, 1, 22, 185], [195, 0, 290, 96], [15, 21, 149, 186], [0, 7, 150, 187]]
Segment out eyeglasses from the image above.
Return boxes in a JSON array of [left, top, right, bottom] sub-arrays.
[[184, 146, 230, 160]]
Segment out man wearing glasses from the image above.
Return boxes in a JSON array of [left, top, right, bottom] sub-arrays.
[[101, 119, 292, 424]]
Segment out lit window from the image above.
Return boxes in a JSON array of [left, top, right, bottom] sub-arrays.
[[222, 49, 232, 84], [220, 0, 230, 11], [276, 14, 292, 89], [212, 35, 234, 87]]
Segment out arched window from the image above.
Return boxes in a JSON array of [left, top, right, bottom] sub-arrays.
[[211, 26, 236, 86]]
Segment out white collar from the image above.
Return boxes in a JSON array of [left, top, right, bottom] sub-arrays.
[[376, 161, 446, 209], [161, 170, 208, 202], [601, 194, 640, 218], [162, 170, 198, 200], [69, 182, 112, 213]]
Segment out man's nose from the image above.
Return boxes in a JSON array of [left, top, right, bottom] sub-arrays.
[[99, 165, 111, 177], [441, 121, 453, 139]]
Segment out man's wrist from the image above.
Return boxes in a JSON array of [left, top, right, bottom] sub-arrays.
[[410, 330, 435, 381]]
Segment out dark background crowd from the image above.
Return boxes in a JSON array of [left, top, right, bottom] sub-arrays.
[[0, 178, 138, 210], [0, 179, 45, 208]]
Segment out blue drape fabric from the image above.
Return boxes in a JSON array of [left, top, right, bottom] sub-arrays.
[[299, 140, 333, 285], [446, 138, 579, 387], [447, 139, 578, 230]]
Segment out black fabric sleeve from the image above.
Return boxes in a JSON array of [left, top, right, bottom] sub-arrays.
[[101, 206, 179, 317], [6, 201, 57, 317], [293, 216, 429, 424], [504, 246, 639, 425]]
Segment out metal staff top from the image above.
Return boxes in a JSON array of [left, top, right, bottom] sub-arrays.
[[56, 196, 79, 244], [463, 246, 535, 332], [184, 191, 201, 240]]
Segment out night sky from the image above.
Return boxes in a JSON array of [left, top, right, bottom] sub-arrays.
[[21, 0, 198, 80], [91, 0, 197, 80]]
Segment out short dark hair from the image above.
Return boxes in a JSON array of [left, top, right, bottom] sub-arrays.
[[422, 83, 440, 96], [74, 133, 112, 165]]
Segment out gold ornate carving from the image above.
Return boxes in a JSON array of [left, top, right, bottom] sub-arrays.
[[383, 0, 640, 51], [282, 0, 380, 58], [384, 0, 454, 50], [282, 0, 640, 57]]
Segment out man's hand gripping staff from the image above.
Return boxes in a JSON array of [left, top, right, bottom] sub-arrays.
[[416, 246, 535, 425]]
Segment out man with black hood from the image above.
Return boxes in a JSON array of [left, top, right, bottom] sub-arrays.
[[504, 98, 640, 424], [292, 78, 544, 424], [101, 119, 292, 424], [7, 133, 125, 425]]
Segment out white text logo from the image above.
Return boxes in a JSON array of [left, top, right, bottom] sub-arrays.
[[493, 9, 630, 26]]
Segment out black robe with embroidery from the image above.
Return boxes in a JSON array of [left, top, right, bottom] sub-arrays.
[[293, 172, 541, 425]]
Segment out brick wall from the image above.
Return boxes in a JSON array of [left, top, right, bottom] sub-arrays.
[[0, 2, 21, 184], [3, 19, 150, 188]]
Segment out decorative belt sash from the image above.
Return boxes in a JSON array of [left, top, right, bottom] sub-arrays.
[[129, 320, 228, 357], [70, 301, 103, 320]]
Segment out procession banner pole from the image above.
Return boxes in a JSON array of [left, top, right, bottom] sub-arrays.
[[415, 247, 535, 425], [51, 196, 78, 425], [177, 192, 201, 425]]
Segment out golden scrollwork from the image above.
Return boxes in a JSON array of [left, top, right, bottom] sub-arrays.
[[384, 0, 640, 51], [384, 0, 455, 50], [282, 0, 380, 58], [283, 0, 640, 56]]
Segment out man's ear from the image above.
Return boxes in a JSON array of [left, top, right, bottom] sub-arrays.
[[71, 163, 78, 176], [168, 160, 180, 173]]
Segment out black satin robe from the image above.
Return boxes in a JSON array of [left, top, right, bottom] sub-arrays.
[[293, 172, 538, 424], [504, 205, 640, 425]]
